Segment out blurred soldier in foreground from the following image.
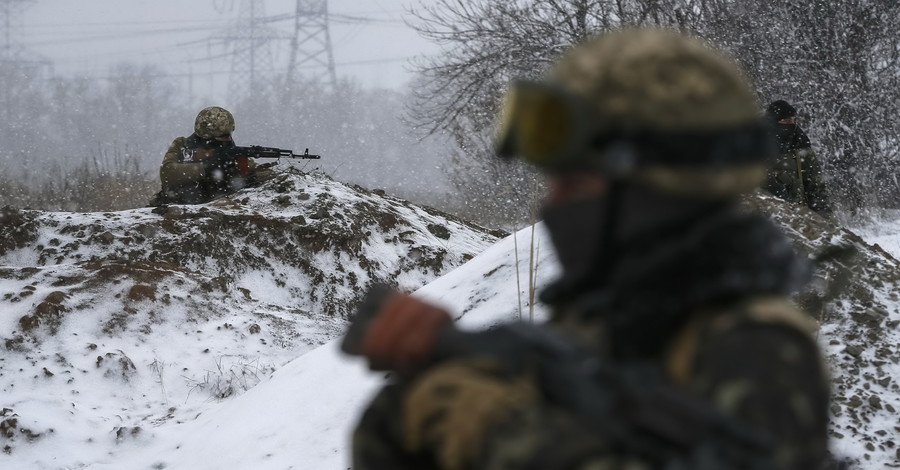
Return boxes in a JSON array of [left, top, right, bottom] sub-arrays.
[[347, 28, 830, 470], [764, 100, 832, 215], [150, 106, 272, 205]]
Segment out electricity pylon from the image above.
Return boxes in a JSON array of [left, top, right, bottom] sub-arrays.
[[224, 0, 282, 100], [0, 0, 47, 120], [286, 0, 337, 92], [0, 0, 38, 61]]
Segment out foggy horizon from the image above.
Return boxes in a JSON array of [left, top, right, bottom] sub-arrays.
[[21, 0, 437, 100]]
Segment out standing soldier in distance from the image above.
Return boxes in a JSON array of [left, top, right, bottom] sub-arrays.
[[151, 106, 271, 205], [349, 28, 830, 470], [764, 100, 832, 215]]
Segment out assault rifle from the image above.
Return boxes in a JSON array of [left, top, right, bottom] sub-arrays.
[[209, 145, 321, 176], [342, 285, 776, 470], [221, 145, 321, 160]]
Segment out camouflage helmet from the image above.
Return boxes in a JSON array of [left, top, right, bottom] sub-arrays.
[[194, 106, 235, 140], [498, 28, 772, 198]]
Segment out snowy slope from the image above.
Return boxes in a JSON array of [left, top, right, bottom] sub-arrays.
[[123, 196, 900, 470], [90, 196, 900, 469], [851, 209, 900, 261], [84, 225, 557, 470], [746, 194, 900, 468], [2, 180, 898, 469], [0, 169, 501, 469]]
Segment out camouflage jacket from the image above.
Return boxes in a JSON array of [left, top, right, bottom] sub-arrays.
[[157, 134, 259, 205], [764, 126, 831, 214], [354, 210, 830, 470], [474, 211, 830, 470]]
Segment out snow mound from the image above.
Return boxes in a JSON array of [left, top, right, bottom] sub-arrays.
[[0, 169, 501, 467], [2, 182, 898, 469], [130, 194, 900, 470], [86, 225, 557, 470]]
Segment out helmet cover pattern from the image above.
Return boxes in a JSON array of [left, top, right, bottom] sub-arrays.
[[194, 106, 235, 140], [545, 28, 768, 197]]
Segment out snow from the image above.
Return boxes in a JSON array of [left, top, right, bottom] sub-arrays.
[[0, 171, 501, 469], [83, 225, 557, 470], [2, 181, 899, 469], [850, 209, 900, 260]]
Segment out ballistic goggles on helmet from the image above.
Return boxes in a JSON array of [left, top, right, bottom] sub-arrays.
[[495, 80, 600, 173], [495, 80, 774, 177]]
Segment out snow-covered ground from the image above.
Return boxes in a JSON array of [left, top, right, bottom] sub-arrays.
[[2, 180, 899, 469], [85, 225, 557, 470], [0, 170, 502, 469], [851, 209, 900, 260], [89, 208, 900, 470]]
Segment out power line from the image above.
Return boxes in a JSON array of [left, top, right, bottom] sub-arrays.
[[24, 18, 228, 28], [51, 55, 413, 82], [22, 25, 221, 47]]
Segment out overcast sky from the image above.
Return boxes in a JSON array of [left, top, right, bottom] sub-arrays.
[[22, 0, 438, 99]]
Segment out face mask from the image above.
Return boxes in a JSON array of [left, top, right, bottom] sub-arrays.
[[540, 194, 610, 290]]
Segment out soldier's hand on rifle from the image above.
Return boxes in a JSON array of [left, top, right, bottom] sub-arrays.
[[359, 292, 452, 372], [203, 148, 237, 180]]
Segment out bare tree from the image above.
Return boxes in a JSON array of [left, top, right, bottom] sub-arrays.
[[409, 0, 900, 222], [407, 1, 620, 226], [695, 0, 900, 211]]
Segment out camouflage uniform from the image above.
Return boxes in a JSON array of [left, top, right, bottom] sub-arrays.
[[354, 211, 830, 470], [352, 29, 831, 470], [152, 107, 265, 205], [156, 134, 261, 205], [763, 103, 831, 214], [472, 211, 829, 470]]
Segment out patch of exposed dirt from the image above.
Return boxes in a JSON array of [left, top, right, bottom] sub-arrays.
[[0, 207, 38, 256], [19, 291, 69, 335], [0, 408, 45, 454]]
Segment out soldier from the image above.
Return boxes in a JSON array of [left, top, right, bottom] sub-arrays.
[[349, 28, 831, 470], [764, 100, 832, 215], [150, 106, 270, 205]]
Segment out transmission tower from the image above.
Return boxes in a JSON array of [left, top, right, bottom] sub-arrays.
[[287, 0, 337, 91], [0, 0, 33, 60], [224, 0, 282, 100], [0, 0, 46, 121]]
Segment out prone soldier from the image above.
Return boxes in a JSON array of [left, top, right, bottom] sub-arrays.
[[150, 107, 318, 206]]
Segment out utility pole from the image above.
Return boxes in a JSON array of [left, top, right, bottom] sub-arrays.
[[286, 0, 337, 93]]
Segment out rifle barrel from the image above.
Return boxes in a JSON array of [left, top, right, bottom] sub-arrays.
[[233, 145, 321, 159]]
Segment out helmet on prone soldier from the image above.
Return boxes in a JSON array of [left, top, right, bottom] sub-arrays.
[[194, 106, 236, 140]]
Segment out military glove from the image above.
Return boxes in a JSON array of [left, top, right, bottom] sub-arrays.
[[360, 293, 452, 371], [402, 359, 539, 470]]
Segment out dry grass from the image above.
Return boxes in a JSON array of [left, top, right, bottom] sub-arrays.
[[0, 158, 158, 212]]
